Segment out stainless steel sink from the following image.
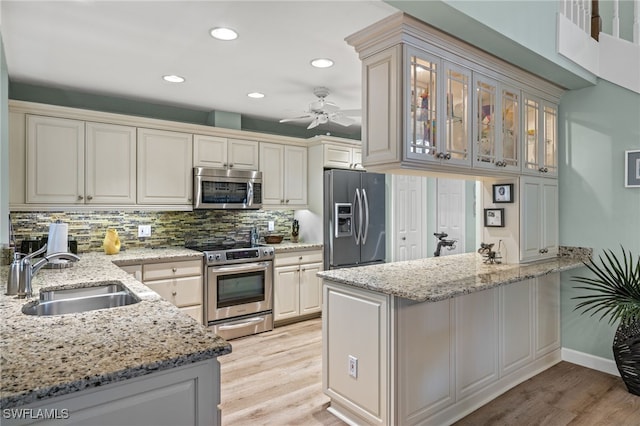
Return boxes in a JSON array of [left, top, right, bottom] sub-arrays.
[[40, 282, 128, 301], [22, 281, 140, 316]]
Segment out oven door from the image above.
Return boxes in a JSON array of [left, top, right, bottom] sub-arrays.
[[207, 261, 273, 323]]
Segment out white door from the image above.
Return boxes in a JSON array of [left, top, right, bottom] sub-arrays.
[[436, 178, 465, 255], [393, 174, 426, 261]]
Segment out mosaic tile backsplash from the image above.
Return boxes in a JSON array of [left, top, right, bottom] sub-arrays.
[[10, 210, 297, 253]]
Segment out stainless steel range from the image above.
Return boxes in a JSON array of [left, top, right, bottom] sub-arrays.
[[186, 241, 275, 340]]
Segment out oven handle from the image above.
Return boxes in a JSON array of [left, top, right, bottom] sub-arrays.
[[209, 262, 271, 273], [217, 316, 265, 330]]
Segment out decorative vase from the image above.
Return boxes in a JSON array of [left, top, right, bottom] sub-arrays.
[[103, 229, 121, 255], [613, 320, 640, 396]]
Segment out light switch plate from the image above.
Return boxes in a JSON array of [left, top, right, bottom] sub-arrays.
[[268, 221, 275, 231], [138, 225, 151, 238]]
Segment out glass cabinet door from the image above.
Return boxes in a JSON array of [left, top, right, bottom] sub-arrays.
[[523, 96, 540, 173], [474, 75, 497, 166], [543, 103, 557, 176], [443, 62, 471, 165], [408, 50, 439, 161], [500, 85, 519, 169]]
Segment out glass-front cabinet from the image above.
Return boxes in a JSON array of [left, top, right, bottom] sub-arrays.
[[473, 74, 520, 173], [407, 47, 472, 166], [523, 93, 557, 177]]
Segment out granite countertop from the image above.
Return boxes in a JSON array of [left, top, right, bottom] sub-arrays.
[[271, 241, 323, 253], [0, 248, 231, 409], [317, 252, 587, 303]]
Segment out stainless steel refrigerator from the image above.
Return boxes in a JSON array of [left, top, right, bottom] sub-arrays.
[[324, 169, 386, 269]]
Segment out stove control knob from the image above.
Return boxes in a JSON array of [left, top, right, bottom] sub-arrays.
[[215, 254, 222, 261]]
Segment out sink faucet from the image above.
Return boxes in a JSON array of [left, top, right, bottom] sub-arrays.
[[17, 244, 80, 298], [433, 232, 457, 257]]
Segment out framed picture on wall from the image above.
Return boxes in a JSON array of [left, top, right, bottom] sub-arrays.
[[625, 150, 640, 188], [492, 183, 514, 203], [484, 208, 505, 227]]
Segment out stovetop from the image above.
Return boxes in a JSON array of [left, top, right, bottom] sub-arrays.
[[186, 240, 275, 265]]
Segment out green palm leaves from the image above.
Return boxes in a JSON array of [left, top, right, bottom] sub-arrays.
[[572, 247, 640, 326]]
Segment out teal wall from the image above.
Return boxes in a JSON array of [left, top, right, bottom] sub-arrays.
[[559, 80, 640, 359], [9, 82, 360, 140], [1, 30, 9, 247]]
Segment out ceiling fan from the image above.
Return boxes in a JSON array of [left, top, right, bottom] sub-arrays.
[[279, 87, 360, 129]]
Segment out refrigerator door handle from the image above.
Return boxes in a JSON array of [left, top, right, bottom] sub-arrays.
[[362, 188, 370, 244], [354, 188, 362, 245]]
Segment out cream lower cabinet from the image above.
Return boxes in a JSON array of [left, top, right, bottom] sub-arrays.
[[259, 143, 307, 208], [25, 115, 136, 205], [142, 259, 203, 323], [323, 274, 561, 426], [4, 359, 220, 426], [274, 249, 323, 324], [137, 128, 193, 205]]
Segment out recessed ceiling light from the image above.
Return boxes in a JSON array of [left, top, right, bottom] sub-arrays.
[[210, 27, 238, 41], [311, 58, 334, 68], [162, 75, 185, 83], [247, 92, 265, 99]]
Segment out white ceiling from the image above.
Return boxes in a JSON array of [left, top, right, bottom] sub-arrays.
[[1, 1, 399, 136]]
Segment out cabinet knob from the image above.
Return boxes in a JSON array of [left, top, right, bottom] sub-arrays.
[[223, 163, 228, 167], [280, 199, 285, 204], [172, 291, 177, 296], [286, 199, 290, 203], [299, 256, 303, 260], [172, 267, 177, 272], [401, 237, 406, 240], [445, 153, 452, 160], [229, 163, 234, 168], [77, 195, 84, 201], [87, 195, 93, 200], [302, 268, 306, 272]]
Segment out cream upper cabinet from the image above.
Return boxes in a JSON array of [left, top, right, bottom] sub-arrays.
[[473, 75, 520, 173], [519, 176, 558, 262], [26, 115, 136, 205], [193, 135, 259, 170], [406, 48, 473, 167], [323, 143, 364, 170], [86, 122, 137, 204], [523, 95, 558, 178], [137, 128, 193, 205], [26, 115, 85, 204], [259, 142, 307, 208], [347, 14, 563, 177]]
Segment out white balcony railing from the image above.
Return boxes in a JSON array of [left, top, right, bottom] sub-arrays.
[[558, 0, 640, 93]]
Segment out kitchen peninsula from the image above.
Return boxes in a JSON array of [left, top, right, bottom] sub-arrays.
[[318, 250, 588, 426], [0, 248, 231, 426]]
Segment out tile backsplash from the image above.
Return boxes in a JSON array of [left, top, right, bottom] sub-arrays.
[[10, 210, 296, 253]]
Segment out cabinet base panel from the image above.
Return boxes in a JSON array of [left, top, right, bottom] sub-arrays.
[[326, 349, 561, 426], [274, 312, 321, 328]]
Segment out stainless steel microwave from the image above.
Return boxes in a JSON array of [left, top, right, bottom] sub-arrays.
[[193, 167, 262, 210]]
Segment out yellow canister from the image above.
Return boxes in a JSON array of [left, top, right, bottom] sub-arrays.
[[103, 229, 121, 255]]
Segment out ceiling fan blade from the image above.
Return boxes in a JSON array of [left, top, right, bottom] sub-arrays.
[[279, 114, 313, 123], [329, 113, 355, 127], [338, 109, 362, 117], [307, 116, 320, 129]]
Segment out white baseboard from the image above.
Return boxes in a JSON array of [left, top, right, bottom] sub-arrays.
[[561, 347, 620, 377]]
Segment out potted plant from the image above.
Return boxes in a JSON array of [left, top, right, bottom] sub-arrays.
[[291, 220, 299, 243], [571, 246, 640, 396]]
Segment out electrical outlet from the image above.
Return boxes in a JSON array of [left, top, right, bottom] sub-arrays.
[[138, 225, 151, 238], [348, 355, 358, 379], [268, 221, 275, 231]]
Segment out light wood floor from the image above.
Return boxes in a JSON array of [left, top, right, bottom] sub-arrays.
[[219, 318, 640, 425]]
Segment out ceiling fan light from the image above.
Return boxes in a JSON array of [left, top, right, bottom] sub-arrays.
[[163, 75, 185, 83], [311, 58, 334, 68], [210, 27, 238, 41]]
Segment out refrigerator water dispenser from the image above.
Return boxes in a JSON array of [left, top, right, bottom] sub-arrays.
[[334, 203, 353, 238]]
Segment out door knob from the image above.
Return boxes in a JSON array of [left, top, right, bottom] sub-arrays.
[[401, 237, 406, 240]]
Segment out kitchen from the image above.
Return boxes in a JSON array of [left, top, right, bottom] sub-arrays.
[[3, 0, 637, 426]]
